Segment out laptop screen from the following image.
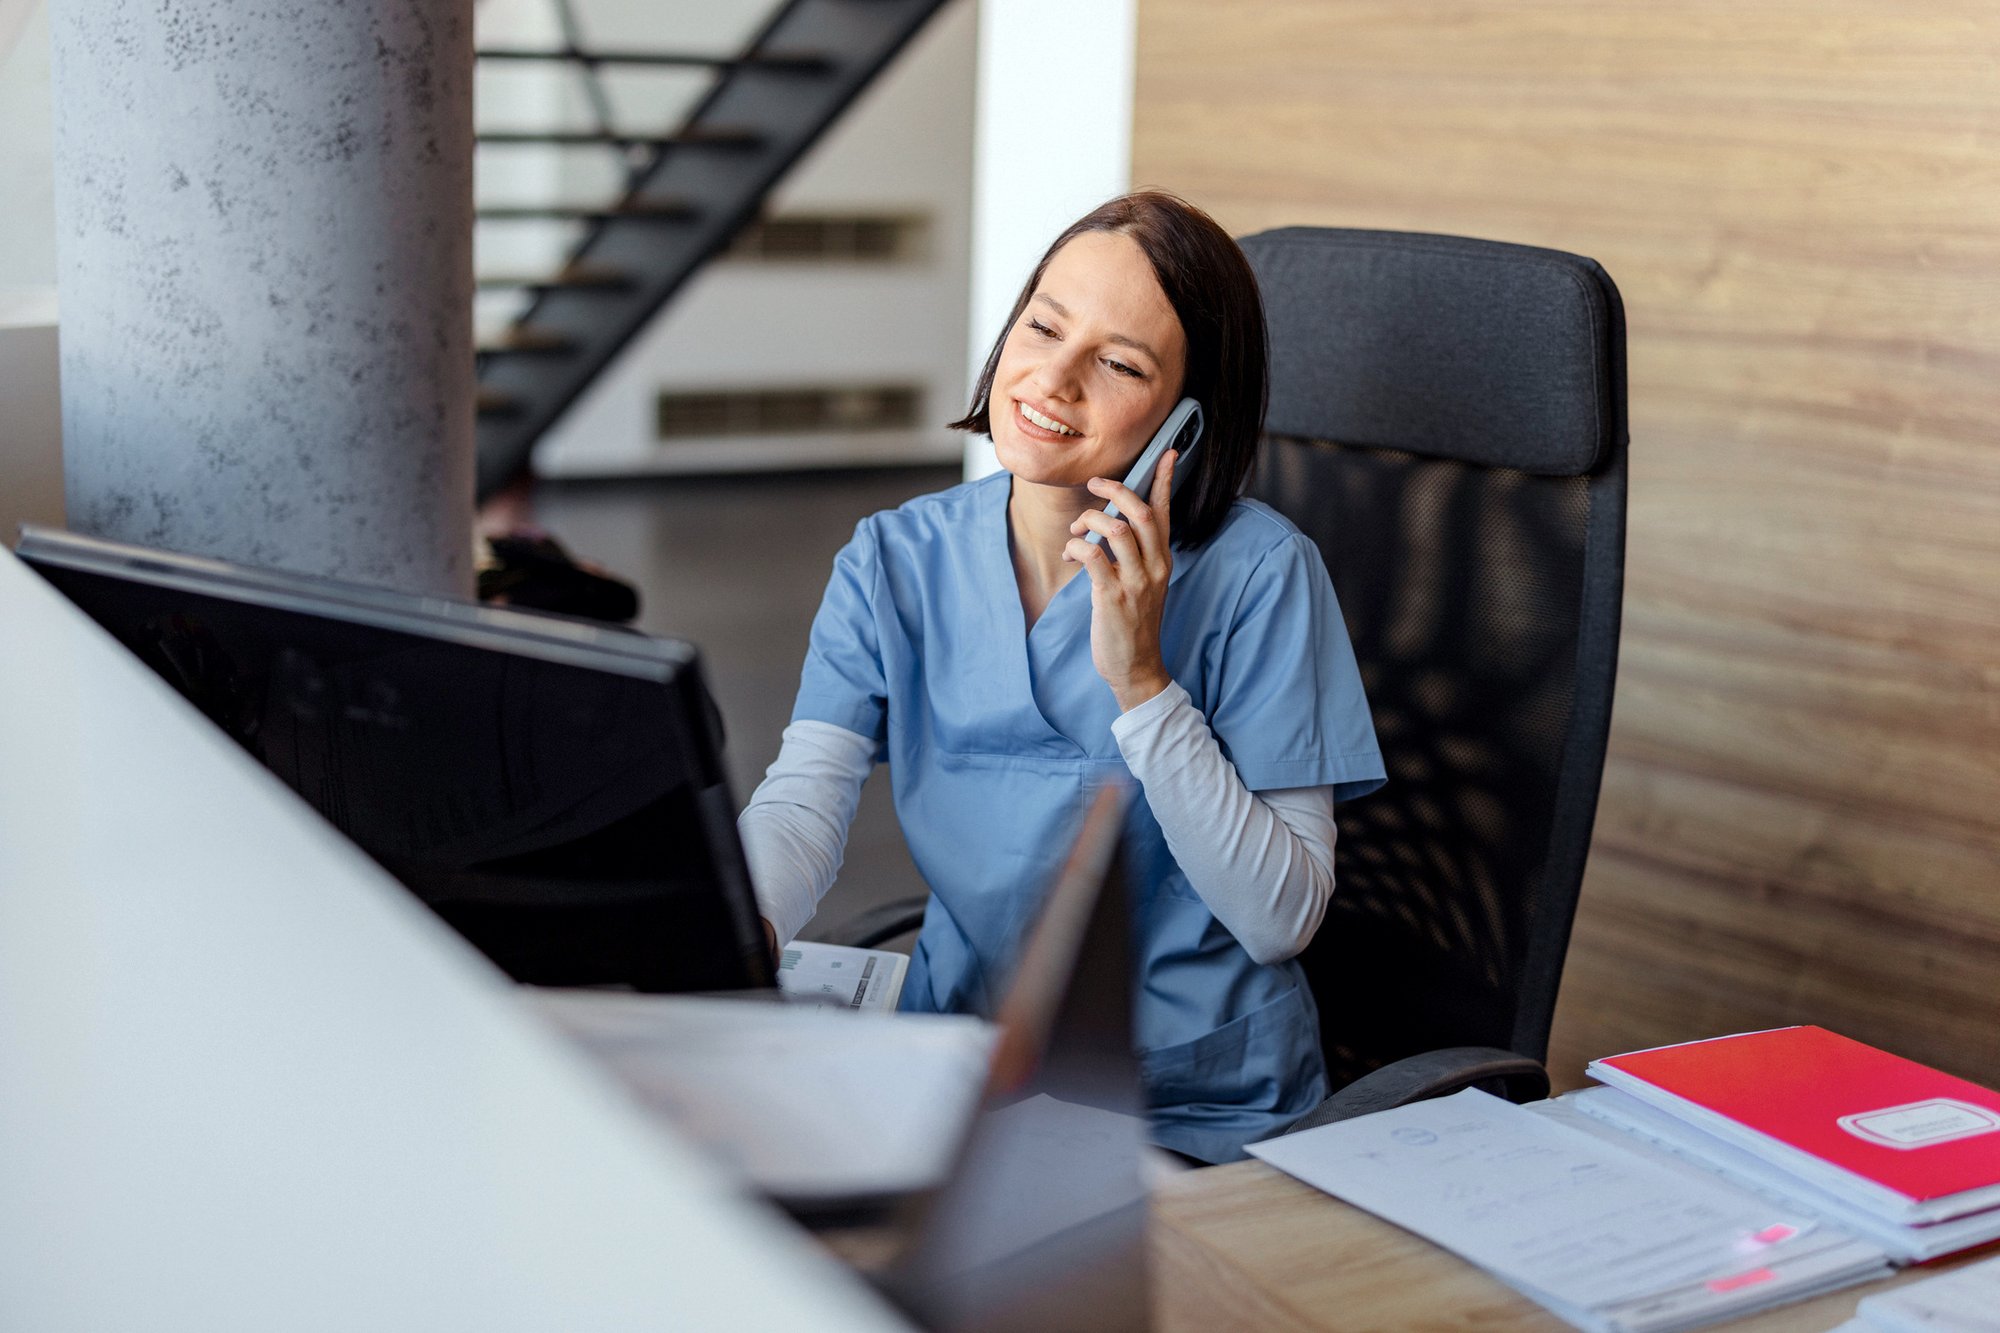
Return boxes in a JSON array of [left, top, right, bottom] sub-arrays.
[[888, 783, 1152, 1332]]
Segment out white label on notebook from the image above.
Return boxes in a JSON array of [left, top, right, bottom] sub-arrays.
[[1837, 1099, 2000, 1150]]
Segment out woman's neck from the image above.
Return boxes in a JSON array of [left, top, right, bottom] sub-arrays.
[[1007, 475, 1103, 630]]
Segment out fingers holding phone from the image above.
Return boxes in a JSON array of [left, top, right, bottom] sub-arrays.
[[1065, 451, 1176, 710], [1071, 457, 1173, 575], [1084, 397, 1202, 556]]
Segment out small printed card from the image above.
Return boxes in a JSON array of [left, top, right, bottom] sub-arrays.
[[776, 940, 908, 1013]]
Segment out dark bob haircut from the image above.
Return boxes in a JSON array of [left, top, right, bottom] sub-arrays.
[[949, 190, 1270, 549]]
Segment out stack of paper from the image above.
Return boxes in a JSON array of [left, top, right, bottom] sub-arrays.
[[1580, 1028, 2000, 1262], [1249, 1088, 1892, 1332], [1568, 1088, 2000, 1263], [1834, 1251, 2000, 1332]]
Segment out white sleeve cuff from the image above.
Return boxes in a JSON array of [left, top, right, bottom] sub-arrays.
[[1109, 678, 1192, 751]]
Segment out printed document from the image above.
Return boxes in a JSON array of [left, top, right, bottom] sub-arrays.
[[1248, 1088, 1891, 1332]]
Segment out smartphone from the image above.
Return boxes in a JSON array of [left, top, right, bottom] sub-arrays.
[[1084, 397, 1205, 547]]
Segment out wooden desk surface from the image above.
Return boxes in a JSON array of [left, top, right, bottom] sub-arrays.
[[1151, 1159, 1963, 1332]]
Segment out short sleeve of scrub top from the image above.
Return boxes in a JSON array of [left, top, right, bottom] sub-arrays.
[[792, 518, 890, 762], [1199, 530, 1386, 797], [786, 478, 1386, 1163]]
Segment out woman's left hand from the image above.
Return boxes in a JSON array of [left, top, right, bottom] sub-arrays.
[[1065, 449, 1178, 711]]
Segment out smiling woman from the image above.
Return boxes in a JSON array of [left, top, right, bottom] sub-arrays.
[[737, 190, 1387, 1164]]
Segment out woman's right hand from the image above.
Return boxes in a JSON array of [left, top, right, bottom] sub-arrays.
[[1067, 448, 1179, 711]]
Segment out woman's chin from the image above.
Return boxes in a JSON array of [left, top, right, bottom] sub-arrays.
[[998, 454, 1089, 490], [994, 432, 1087, 487]]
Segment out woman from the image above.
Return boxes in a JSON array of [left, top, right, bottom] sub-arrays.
[[739, 191, 1384, 1163]]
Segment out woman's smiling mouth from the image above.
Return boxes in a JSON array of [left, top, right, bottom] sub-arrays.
[[1018, 399, 1082, 437]]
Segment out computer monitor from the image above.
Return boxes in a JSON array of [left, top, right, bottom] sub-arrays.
[[17, 526, 775, 994]]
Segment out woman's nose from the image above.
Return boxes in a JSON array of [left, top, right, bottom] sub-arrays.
[[1029, 345, 1087, 402]]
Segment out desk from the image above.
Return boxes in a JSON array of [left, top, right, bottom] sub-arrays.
[[0, 551, 906, 1331], [1152, 1159, 1972, 1332]]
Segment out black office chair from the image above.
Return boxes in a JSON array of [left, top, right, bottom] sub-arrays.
[[837, 227, 1627, 1133], [1246, 227, 1626, 1128]]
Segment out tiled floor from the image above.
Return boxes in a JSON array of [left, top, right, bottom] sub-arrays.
[[535, 464, 963, 942]]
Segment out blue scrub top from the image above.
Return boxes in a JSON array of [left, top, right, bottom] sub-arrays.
[[792, 471, 1385, 1162]]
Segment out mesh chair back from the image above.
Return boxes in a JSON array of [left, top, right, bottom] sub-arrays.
[[1239, 229, 1627, 1091]]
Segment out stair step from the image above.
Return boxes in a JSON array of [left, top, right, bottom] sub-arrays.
[[476, 199, 698, 223], [474, 47, 830, 73], [475, 265, 636, 293], [475, 127, 763, 150], [477, 327, 578, 357], [476, 389, 524, 418]]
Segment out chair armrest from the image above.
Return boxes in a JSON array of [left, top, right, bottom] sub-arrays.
[[823, 895, 928, 950], [1286, 1046, 1551, 1134]]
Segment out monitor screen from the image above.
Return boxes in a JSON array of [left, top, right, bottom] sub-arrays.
[[18, 527, 775, 994]]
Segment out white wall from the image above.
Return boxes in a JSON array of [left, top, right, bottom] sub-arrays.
[[961, 0, 1136, 479], [533, 0, 978, 477], [0, 0, 54, 294], [0, 0, 35, 61]]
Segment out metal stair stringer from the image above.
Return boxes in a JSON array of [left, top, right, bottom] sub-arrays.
[[474, 0, 954, 499]]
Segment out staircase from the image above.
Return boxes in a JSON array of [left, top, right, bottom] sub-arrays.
[[472, 0, 952, 500]]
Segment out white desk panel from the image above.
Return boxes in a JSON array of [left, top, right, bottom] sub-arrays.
[[0, 551, 905, 1333]]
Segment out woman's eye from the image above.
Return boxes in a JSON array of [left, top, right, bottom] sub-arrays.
[[1026, 318, 1057, 339], [1105, 359, 1143, 379]]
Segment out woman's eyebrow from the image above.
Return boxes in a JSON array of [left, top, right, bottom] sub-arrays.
[[1033, 292, 1161, 365]]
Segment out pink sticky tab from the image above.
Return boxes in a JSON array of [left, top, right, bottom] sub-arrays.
[[1707, 1268, 1777, 1294], [1752, 1224, 1797, 1245]]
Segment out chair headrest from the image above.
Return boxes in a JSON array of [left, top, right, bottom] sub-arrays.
[[1241, 228, 1625, 477]]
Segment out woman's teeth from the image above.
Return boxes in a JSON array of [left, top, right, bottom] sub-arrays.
[[1020, 401, 1079, 436]]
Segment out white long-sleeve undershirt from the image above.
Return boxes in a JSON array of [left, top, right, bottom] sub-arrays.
[[738, 681, 1337, 967]]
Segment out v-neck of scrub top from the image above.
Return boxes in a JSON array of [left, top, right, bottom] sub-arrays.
[[985, 475, 1192, 759]]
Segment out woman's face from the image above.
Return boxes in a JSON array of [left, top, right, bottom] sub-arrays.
[[990, 230, 1188, 489]]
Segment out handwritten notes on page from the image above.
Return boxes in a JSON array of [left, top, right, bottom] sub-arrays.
[[1248, 1089, 1891, 1332]]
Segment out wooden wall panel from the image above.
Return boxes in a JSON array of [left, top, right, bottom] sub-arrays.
[[1133, 1, 2000, 1086]]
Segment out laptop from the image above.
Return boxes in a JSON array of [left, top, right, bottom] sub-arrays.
[[537, 784, 1153, 1332]]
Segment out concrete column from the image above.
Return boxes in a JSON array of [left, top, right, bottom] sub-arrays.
[[49, 0, 474, 597]]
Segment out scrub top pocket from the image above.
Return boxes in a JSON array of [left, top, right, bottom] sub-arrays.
[[1139, 983, 1327, 1163]]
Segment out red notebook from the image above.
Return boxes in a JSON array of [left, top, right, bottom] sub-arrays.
[[1587, 1027, 2000, 1225]]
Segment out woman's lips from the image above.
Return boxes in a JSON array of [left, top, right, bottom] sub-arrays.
[[1013, 397, 1084, 442]]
